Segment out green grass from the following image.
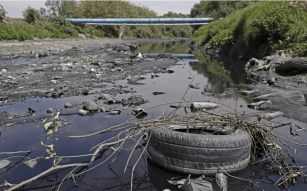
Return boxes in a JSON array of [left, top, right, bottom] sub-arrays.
[[0, 17, 104, 41], [192, 1, 307, 56]]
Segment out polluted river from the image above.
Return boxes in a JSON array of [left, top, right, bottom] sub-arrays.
[[0, 38, 306, 191]]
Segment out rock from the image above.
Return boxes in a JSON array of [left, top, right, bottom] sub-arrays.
[[240, 90, 255, 96], [275, 57, 307, 72], [275, 50, 285, 57], [153, 92, 166, 95], [100, 107, 106, 112], [106, 109, 121, 115], [170, 104, 184, 108], [54, 76, 62, 79], [122, 95, 149, 106], [167, 69, 175, 74], [190, 102, 218, 110], [137, 52, 143, 58], [252, 91, 305, 102], [216, 173, 227, 191], [2, 69, 7, 74], [7, 76, 14, 80], [100, 94, 120, 104], [263, 111, 284, 120], [78, 109, 88, 116], [64, 102, 73, 108], [120, 84, 128, 88], [168, 174, 213, 191], [51, 80, 58, 84], [132, 106, 147, 115], [269, 56, 285, 66], [267, 77, 276, 85], [139, 75, 145, 79], [47, 108, 52, 113], [247, 100, 271, 110], [248, 58, 258, 67], [125, 43, 138, 50], [23, 159, 38, 168], [100, 94, 114, 100], [189, 83, 200, 89], [0, 160, 10, 169], [83, 100, 98, 111]]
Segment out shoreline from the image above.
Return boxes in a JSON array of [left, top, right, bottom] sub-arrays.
[[191, 42, 307, 123]]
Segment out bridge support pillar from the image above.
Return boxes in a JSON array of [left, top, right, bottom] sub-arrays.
[[118, 23, 126, 39]]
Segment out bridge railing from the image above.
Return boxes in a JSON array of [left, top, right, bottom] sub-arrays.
[[66, 18, 214, 24], [66, 18, 213, 39]]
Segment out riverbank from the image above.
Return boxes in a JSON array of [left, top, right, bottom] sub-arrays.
[[191, 42, 307, 123], [192, 1, 307, 58], [0, 37, 190, 126]]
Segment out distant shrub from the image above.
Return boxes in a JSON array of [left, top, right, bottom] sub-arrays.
[[0, 4, 7, 22], [22, 6, 41, 24]]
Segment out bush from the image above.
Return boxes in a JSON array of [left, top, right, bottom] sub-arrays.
[[0, 4, 7, 22], [22, 6, 41, 24], [192, 1, 307, 56]]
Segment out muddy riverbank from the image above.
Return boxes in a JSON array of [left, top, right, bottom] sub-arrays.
[[0, 37, 189, 126], [191, 43, 307, 123]]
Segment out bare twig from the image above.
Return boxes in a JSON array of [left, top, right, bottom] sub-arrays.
[[7, 163, 88, 191]]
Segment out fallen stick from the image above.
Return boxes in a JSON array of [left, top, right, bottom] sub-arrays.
[[0, 151, 31, 155], [6, 163, 88, 191]]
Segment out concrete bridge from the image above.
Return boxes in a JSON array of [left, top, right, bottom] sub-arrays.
[[66, 18, 213, 39]]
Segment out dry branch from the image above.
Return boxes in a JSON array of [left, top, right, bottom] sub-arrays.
[[6, 163, 88, 191]]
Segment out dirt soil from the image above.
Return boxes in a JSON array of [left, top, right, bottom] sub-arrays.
[[0, 37, 190, 126]]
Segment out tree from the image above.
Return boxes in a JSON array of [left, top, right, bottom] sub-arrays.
[[45, 0, 79, 18], [191, 1, 251, 18], [39, 7, 47, 18], [0, 4, 7, 22], [22, 6, 41, 24]]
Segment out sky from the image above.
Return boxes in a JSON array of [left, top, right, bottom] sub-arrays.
[[0, 1, 199, 18]]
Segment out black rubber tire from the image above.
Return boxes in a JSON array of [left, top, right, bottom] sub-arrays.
[[147, 126, 251, 176]]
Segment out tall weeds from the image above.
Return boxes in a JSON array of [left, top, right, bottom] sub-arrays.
[[193, 1, 307, 56]]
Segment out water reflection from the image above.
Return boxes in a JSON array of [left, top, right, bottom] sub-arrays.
[[191, 51, 252, 93], [138, 40, 192, 54]]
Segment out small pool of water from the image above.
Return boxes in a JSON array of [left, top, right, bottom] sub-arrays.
[[0, 40, 306, 191]]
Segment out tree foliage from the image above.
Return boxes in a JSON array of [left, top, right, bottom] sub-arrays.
[[22, 6, 41, 24], [190, 1, 252, 31], [161, 11, 188, 18], [191, 1, 251, 19], [45, 0, 79, 18], [193, 1, 307, 56], [0, 4, 7, 22]]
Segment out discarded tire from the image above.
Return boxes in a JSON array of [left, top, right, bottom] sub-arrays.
[[147, 125, 251, 175]]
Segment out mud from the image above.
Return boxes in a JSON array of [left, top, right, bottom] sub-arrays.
[[191, 44, 307, 123], [0, 37, 189, 126]]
